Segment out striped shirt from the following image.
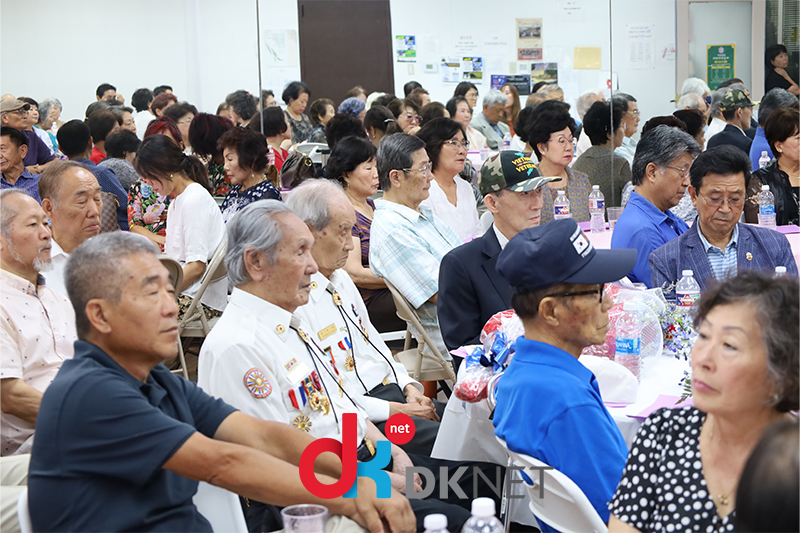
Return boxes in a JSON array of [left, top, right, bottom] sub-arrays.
[[696, 224, 739, 281]]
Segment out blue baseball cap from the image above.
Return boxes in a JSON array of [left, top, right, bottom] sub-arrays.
[[497, 219, 638, 291]]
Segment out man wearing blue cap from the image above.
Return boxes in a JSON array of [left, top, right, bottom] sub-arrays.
[[493, 218, 637, 531]]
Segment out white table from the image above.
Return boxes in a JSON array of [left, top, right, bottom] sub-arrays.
[[431, 353, 690, 526]]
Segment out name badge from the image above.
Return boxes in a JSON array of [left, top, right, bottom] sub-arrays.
[[317, 323, 337, 341]]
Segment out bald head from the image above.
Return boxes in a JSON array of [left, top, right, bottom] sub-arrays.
[[0, 190, 52, 281], [40, 163, 102, 253]]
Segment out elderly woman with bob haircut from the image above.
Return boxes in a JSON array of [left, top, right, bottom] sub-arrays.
[[609, 270, 799, 533]]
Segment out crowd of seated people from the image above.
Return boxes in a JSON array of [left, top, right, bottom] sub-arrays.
[[1, 73, 798, 533]]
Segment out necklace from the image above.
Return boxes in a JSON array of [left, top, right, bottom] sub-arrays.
[[704, 421, 737, 507]]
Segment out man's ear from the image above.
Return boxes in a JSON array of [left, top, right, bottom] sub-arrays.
[[18, 144, 28, 161], [645, 162, 660, 183], [85, 299, 113, 335], [483, 193, 500, 214], [688, 185, 699, 208], [243, 247, 270, 283], [41, 198, 55, 218], [389, 169, 403, 190], [537, 296, 560, 327]]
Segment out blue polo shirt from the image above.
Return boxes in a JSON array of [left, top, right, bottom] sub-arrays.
[[29, 340, 237, 532], [611, 191, 689, 286], [493, 338, 627, 531]]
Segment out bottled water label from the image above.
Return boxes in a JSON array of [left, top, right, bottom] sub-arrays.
[[615, 337, 640, 355], [759, 205, 776, 216], [554, 205, 571, 216], [677, 292, 700, 307], [590, 199, 605, 210]]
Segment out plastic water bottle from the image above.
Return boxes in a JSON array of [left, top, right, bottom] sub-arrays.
[[424, 514, 449, 533], [461, 498, 503, 533], [759, 151, 771, 169], [676, 269, 701, 310], [553, 190, 571, 220], [589, 185, 605, 233], [615, 302, 642, 382], [758, 185, 776, 229], [502, 132, 512, 150], [775, 266, 787, 277]]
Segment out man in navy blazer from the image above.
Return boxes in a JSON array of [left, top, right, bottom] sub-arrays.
[[650, 146, 797, 299], [438, 151, 560, 357]]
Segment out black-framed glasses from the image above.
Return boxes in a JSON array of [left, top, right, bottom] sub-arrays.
[[696, 190, 744, 208], [546, 284, 605, 303]]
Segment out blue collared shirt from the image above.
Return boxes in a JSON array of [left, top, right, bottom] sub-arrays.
[[696, 223, 739, 281], [0, 168, 41, 203], [614, 136, 637, 166], [493, 338, 628, 531], [611, 191, 689, 286]]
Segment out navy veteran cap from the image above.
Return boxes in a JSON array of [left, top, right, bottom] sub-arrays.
[[497, 218, 637, 291], [478, 151, 561, 196]]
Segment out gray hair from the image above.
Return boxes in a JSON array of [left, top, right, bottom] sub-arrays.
[[539, 84, 564, 98], [631, 125, 701, 186], [376, 133, 426, 191], [482, 89, 507, 108], [576, 91, 603, 120], [0, 189, 34, 240], [66, 232, 159, 339], [758, 88, 797, 127], [680, 77, 711, 97], [676, 93, 703, 110], [38, 98, 60, 126], [225, 200, 293, 287], [286, 179, 345, 231], [709, 87, 730, 119]]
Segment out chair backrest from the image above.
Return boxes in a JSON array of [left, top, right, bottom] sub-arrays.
[[177, 238, 227, 335], [17, 487, 32, 533], [293, 142, 328, 164], [496, 436, 608, 533], [383, 278, 455, 382], [158, 254, 184, 294]]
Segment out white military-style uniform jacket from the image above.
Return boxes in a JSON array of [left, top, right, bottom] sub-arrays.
[[296, 271, 421, 422], [198, 288, 367, 443]]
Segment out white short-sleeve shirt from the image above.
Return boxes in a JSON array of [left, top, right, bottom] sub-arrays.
[[419, 177, 482, 242], [165, 182, 227, 311]]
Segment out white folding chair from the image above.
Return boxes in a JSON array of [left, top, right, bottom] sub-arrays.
[[17, 487, 32, 533], [383, 279, 456, 384], [495, 436, 609, 533], [158, 254, 189, 379], [177, 239, 228, 340], [293, 142, 328, 164]]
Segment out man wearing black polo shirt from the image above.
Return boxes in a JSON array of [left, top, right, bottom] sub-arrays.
[[27, 232, 414, 533]]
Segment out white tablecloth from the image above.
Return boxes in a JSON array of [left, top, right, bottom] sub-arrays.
[[431, 353, 690, 526]]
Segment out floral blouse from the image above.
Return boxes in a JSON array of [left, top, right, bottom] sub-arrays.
[[208, 160, 231, 197], [128, 179, 171, 248], [285, 110, 313, 145], [220, 180, 282, 222]]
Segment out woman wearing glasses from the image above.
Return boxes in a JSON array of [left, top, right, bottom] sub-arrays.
[[417, 118, 482, 241], [387, 98, 422, 135], [527, 100, 592, 224]]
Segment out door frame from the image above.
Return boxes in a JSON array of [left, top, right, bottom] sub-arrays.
[[676, 0, 766, 100]]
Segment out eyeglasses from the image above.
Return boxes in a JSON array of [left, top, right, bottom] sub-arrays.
[[664, 165, 690, 178], [546, 284, 605, 304], [10, 109, 29, 116], [550, 136, 577, 149], [401, 162, 432, 175], [696, 190, 744, 208], [443, 139, 470, 150], [629, 110, 641, 117], [405, 113, 421, 124]]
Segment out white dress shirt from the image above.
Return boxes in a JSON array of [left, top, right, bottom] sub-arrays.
[[0, 270, 76, 455], [198, 288, 367, 443], [419, 177, 482, 242], [165, 182, 227, 311], [43, 239, 69, 298], [296, 271, 421, 422], [134, 110, 154, 140]]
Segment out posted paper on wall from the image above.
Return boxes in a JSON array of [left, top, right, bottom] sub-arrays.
[[516, 18, 543, 61], [461, 57, 483, 80], [441, 57, 461, 83], [395, 35, 416, 62], [626, 25, 654, 70], [531, 62, 558, 85], [574, 46, 601, 69]]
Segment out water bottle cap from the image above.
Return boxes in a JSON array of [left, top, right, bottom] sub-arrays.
[[424, 514, 447, 530], [761, 151, 768, 156], [776, 266, 787, 273], [681, 269, 694, 277], [761, 184, 769, 191], [592, 185, 599, 190], [471, 497, 496, 517], [557, 190, 565, 195]]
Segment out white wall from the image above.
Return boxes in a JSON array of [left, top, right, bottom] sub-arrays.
[[2, 0, 677, 127], [0, 0, 301, 121], [390, 0, 678, 127]]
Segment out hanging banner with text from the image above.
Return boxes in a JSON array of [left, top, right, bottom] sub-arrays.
[[706, 44, 735, 90]]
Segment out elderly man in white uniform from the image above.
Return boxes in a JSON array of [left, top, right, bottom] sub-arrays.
[[198, 200, 502, 533], [0, 189, 76, 456], [288, 180, 444, 457]]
